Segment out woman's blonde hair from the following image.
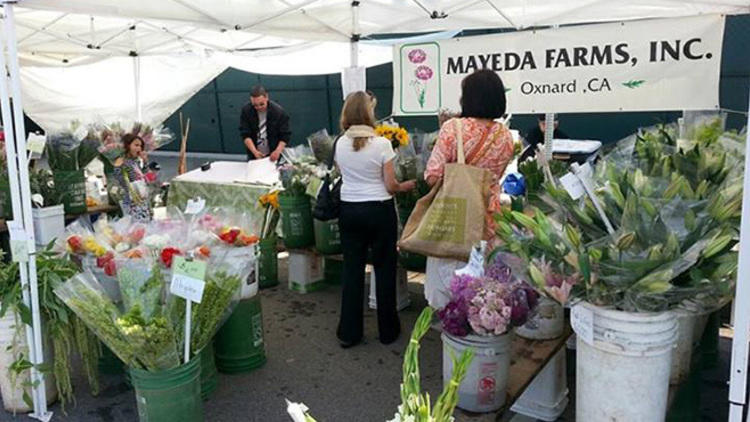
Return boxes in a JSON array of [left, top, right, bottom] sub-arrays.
[[340, 91, 376, 151]]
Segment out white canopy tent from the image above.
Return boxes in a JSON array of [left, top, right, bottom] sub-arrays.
[[0, 1, 749, 421]]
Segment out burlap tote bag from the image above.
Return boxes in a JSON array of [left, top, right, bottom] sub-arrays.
[[399, 119, 495, 261]]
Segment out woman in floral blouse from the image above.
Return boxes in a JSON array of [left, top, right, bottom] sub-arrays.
[[113, 133, 151, 222], [423, 69, 514, 309]]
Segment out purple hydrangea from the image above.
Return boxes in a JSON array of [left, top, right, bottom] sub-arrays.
[[485, 255, 512, 284], [438, 299, 470, 336]]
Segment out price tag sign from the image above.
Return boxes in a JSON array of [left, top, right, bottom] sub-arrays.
[[306, 176, 322, 198], [170, 256, 206, 303], [571, 303, 595, 346], [185, 197, 206, 215], [26, 133, 47, 156], [8, 222, 29, 263], [560, 172, 585, 200]]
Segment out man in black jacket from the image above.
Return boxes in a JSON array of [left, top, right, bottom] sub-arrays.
[[239, 85, 291, 161]]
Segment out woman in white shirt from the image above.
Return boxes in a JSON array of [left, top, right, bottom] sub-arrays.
[[335, 91, 416, 348]]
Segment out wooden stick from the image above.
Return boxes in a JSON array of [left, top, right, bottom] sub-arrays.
[[178, 117, 190, 175]]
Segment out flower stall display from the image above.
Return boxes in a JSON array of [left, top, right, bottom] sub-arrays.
[[278, 146, 321, 249], [0, 246, 100, 411], [44, 122, 102, 214], [494, 117, 743, 421], [435, 253, 536, 413], [54, 208, 258, 421]]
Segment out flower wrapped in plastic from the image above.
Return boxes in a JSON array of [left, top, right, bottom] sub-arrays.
[[54, 271, 180, 371], [306, 128, 334, 164], [437, 254, 536, 337]]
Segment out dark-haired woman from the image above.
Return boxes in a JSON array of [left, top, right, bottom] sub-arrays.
[[114, 133, 151, 222], [423, 69, 514, 309]]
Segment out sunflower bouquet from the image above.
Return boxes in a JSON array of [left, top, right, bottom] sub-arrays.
[[376, 123, 410, 150]]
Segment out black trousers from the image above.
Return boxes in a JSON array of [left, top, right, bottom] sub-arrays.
[[337, 199, 400, 343]]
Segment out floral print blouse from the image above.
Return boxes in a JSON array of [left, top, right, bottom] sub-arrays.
[[424, 117, 514, 240]]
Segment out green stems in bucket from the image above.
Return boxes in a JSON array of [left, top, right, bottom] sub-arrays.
[[432, 348, 474, 421], [395, 307, 475, 422]]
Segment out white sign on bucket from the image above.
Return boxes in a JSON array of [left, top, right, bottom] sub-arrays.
[[571, 303, 595, 346]]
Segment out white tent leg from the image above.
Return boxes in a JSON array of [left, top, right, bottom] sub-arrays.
[[350, 0, 359, 68], [133, 55, 142, 121], [1, 4, 50, 421], [728, 85, 750, 422]]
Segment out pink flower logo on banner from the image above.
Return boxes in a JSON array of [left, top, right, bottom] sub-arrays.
[[415, 65, 433, 81], [408, 48, 427, 64]]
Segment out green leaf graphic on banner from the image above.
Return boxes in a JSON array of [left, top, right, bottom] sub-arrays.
[[622, 80, 646, 89]]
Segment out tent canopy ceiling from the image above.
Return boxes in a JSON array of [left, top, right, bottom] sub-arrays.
[[5, 0, 750, 131], [7, 0, 750, 66]]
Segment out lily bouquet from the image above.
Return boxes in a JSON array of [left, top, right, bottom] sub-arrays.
[[495, 118, 742, 312]]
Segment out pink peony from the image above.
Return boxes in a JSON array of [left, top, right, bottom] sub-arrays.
[[415, 65, 433, 81], [408, 49, 427, 64]]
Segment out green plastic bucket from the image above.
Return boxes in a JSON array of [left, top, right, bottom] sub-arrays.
[[199, 344, 217, 401], [279, 194, 314, 249], [98, 344, 125, 375], [324, 258, 343, 285], [258, 236, 279, 289], [54, 170, 87, 214], [214, 296, 266, 374], [314, 218, 341, 255], [129, 357, 202, 422]]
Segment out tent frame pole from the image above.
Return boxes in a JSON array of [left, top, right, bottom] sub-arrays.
[[133, 55, 142, 121], [728, 85, 750, 422], [0, 3, 50, 421], [350, 0, 360, 68]]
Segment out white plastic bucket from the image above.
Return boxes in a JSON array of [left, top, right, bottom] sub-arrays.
[[515, 297, 564, 340], [31, 205, 65, 247], [574, 302, 678, 422], [442, 332, 511, 413], [368, 269, 410, 311], [0, 312, 57, 413], [511, 347, 568, 421], [670, 306, 710, 385]]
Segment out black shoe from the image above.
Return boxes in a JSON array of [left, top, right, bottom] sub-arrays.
[[379, 326, 401, 345], [338, 337, 361, 349]]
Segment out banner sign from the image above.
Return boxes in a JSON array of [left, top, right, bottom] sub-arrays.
[[392, 15, 724, 115]]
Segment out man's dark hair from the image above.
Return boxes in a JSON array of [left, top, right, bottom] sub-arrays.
[[459, 69, 507, 120], [250, 85, 267, 97]]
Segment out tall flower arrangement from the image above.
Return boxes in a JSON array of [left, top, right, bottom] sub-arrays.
[[494, 118, 742, 313]]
